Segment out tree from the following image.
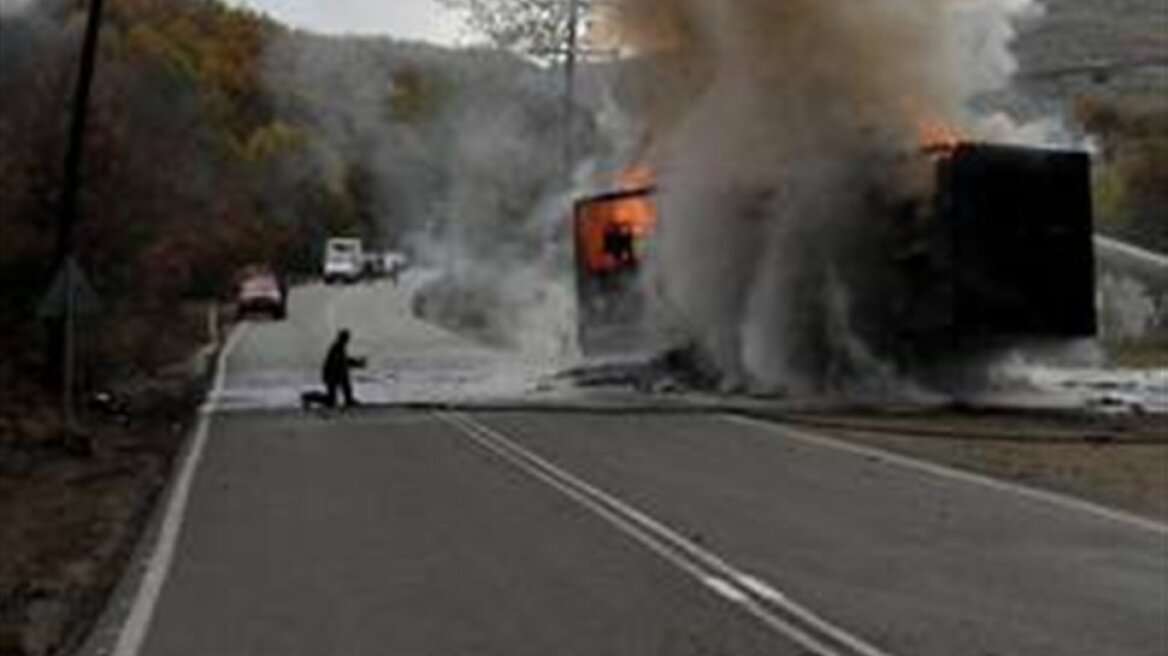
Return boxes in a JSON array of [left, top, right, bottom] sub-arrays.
[[439, 0, 588, 59], [1075, 95, 1168, 253]]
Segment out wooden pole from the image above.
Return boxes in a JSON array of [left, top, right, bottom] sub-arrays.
[[564, 0, 580, 182], [58, 0, 107, 425]]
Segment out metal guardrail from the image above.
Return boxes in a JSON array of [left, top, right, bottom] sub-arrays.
[[1094, 236, 1168, 289]]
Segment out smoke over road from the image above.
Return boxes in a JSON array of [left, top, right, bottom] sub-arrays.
[[256, 1, 1109, 400], [0, 0, 34, 17], [262, 36, 585, 359], [607, 0, 1047, 393]]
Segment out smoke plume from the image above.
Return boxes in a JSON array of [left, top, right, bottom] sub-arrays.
[[609, 0, 1044, 392], [0, 0, 35, 17], [263, 35, 582, 359]]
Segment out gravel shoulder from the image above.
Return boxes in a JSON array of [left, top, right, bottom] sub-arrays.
[[0, 370, 208, 656], [758, 410, 1168, 523]]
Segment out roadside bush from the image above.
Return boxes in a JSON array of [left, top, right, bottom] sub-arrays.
[[1075, 95, 1168, 253]]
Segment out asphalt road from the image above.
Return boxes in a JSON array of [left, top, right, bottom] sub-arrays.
[[98, 278, 1167, 656]]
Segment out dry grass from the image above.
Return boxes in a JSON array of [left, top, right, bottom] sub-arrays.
[[0, 372, 202, 655]]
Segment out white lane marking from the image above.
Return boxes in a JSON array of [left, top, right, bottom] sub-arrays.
[[112, 325, 246, 656], [438, 412, 893, 656], [723, 414, 1168, 537], [733, 573, 896, 656], [738, 575, 791, 605], [704, 576, 751, 604], [438, 413, 842, 656]]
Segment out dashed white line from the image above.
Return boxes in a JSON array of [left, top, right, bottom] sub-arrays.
[[111, 325, 246, 656]]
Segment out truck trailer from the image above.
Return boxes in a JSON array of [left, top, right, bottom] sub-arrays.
[[573, 143, 1097, 363]]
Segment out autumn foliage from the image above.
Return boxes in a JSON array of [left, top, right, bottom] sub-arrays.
[[1074, 95, 1168, 254], [0, 0, 365, 386]]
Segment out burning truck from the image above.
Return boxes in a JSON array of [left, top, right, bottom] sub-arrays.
[[573, 186, 658, 348], [573, 143, 1097, 374]]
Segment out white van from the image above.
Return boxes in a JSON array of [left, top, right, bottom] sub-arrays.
[[323, 238, 363, 284]]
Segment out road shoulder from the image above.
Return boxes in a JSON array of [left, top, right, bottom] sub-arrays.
[[743, 410, 1168, 523]]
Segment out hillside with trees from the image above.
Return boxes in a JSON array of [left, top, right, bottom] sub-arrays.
[[3, 0, 1163, 399], [2, 0, 295, 390], [1016, 0, 1168, 252]]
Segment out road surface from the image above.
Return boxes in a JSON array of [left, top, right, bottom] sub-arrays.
[[90, 278, 1167, 656]]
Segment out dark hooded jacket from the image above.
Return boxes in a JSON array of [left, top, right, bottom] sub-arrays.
[[322, 335, 355, 384]]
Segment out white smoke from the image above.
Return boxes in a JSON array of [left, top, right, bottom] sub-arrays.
[[0, 0, 35, 17], [943, 0, 1042, 102], [609, 0, 1049, 392], [263, 35, 580, 361]]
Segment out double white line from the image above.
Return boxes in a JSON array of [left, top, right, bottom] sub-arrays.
[[438, 412, 893, 656]]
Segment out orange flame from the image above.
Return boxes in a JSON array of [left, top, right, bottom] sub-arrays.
[[576, 168, 658, 273], [918, 116, 965, 154], [613, 166, 657, 237]]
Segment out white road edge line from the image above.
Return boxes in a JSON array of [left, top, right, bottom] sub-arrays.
[[111, 325, 246, 656], [438, 411, 894, 656], [723, 414, 1168, 537]]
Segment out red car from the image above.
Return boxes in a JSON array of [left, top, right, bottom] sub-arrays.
[[235, 268, 287, 320]]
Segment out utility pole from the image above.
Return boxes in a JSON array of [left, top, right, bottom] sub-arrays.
[[57, 0, 107, 426], [563, 0, 581, 182]]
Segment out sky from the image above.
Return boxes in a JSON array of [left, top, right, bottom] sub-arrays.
[[226, 0, 470, 44]]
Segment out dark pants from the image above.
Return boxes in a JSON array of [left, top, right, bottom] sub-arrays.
[[325, 376, 355, 408]]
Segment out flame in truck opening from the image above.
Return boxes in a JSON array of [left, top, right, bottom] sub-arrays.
[[576, 166, 658, 274], [600, 0, 1054, 394], [918, 116, 967, 154], [576, 189, 656, 274]]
